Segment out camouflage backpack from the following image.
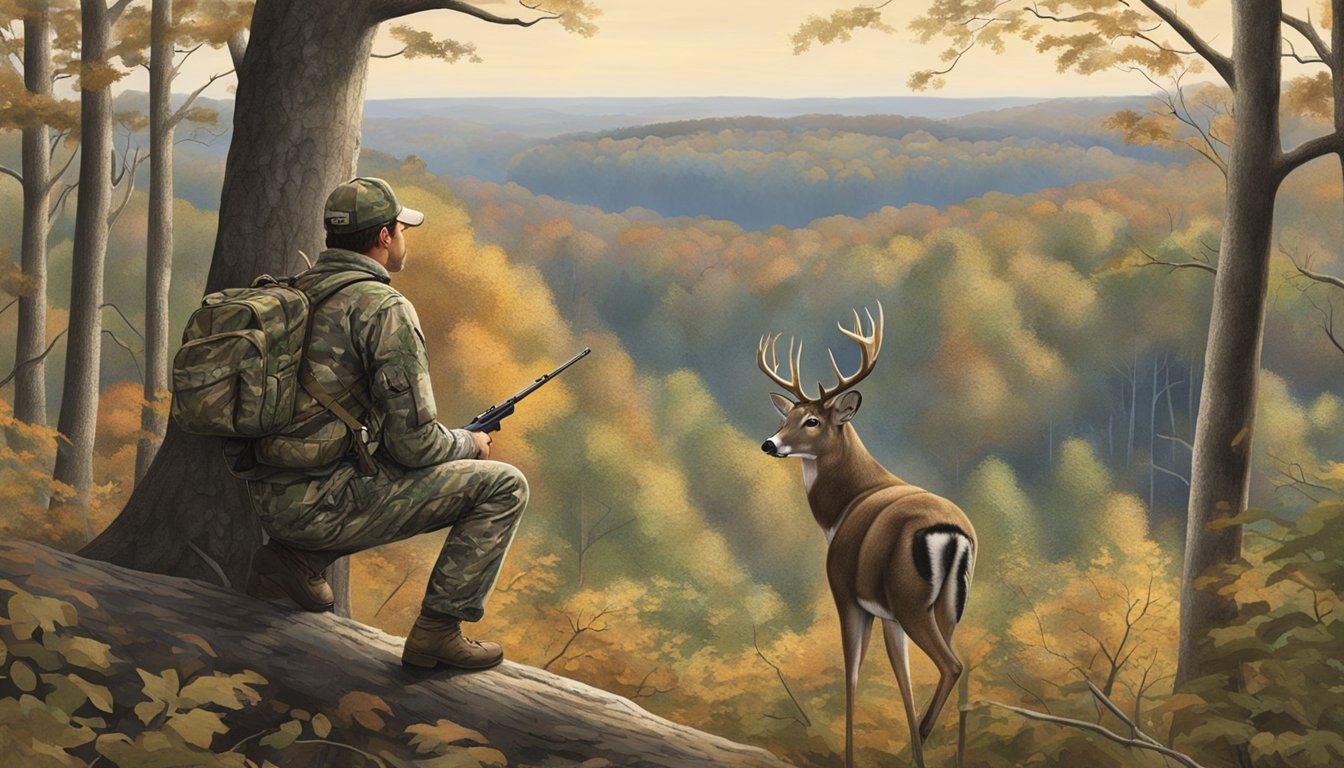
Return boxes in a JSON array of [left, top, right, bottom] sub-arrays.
[[171, 271, 382, 469]]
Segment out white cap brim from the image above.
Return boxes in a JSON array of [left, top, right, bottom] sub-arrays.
[[397, 206, 425, 227]]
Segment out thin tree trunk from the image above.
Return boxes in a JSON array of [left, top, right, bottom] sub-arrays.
[[1176, 3, 1282, 689], [52, 0, 115, 537], [83, 0, 379, 587], [135, 0, 174, 484], [15, 7, 53, 431]]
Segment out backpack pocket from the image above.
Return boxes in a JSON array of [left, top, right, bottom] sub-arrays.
[[172, 329, 282, 436]]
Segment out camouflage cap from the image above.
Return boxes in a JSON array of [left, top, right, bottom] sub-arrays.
[[323, 177, 426, 234]]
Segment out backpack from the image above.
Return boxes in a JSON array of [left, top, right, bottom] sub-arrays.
[[170, 271, 383, 457]]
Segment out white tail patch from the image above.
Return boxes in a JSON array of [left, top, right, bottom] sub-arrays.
[[925, 534, 971, 611]]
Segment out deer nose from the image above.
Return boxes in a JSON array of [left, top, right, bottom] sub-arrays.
[[761, 440, 779, 456]]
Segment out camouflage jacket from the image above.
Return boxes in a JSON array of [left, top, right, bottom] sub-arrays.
[[228, 249, 477, 480]]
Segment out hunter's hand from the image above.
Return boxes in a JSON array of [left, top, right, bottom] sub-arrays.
[[470, 430, 492, 460]]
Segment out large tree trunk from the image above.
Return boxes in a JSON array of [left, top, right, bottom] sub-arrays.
[[134, 0, 175, 484], [15, 6, 52, 429], [51, 0, 115, 538], [83, 0, 379, 589], [1175, 3, 1281, 688]]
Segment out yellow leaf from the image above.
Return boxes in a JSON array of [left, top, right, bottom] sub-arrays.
[[10, 659, 36, 692], [65, 675, 112, 720], [54, 635, 118, 671], [166, 708, 228, 749], [260, 719, 302, 750], [312, 712, 332, 739], [137, 668, 181, 704], [336, 691, 392, 731], [6, 592, 76, 640], [135, 699, 166, 726], [407, 719, 490, 753]]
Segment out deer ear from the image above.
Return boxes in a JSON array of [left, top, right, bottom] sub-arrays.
[[769, 393, 795, 418], [830, 391, 862, 423]]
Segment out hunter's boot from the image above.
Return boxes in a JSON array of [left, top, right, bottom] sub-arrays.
[[401, 614, 504, 670], [245, 541, 336, 612]]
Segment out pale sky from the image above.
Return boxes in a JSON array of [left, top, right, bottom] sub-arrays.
[[122, 1, 1318, 101]]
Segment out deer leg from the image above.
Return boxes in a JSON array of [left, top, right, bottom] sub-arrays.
[[881, 620, 925, 768], [903, 611, 963, 743], [837, 603, 873, 768]]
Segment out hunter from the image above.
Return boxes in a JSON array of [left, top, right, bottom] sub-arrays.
[[231, 177, 528, 671]]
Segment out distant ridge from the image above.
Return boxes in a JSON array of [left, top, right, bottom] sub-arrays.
[[362, 95, 1049, 124]]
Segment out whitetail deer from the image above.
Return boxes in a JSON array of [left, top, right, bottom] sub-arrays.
[[758, 303, 976, 768]]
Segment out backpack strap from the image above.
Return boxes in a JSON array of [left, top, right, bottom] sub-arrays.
[[296, 271, 389, 476]]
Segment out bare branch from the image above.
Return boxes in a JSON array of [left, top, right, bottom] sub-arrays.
[[102, 329, 143, 384], [169, 69, 234, 128], [46, 143, 79, 194], [187, 541, 231, 587], [1152, 462, 1191, 487], [1129, 237, 1217, 275], [1293, 263, 1344, 291], [0, 329, 68, 389], [752, 624, 812, 727], [1282, 36, 1325, 66], [1280, 12, 1331, 64], [49, 182, 77, 222], [372, 0, 559, 26], [372, 46, 409, 59], [1278, 132, 1344, 179], [0, 165, 23, 185], [1156, 433, 1193, 451], [975, 699, 1208, 768], [100, 302, 144, 341], [1135, 0, 1233, 86], [373, 570, 413, 617]]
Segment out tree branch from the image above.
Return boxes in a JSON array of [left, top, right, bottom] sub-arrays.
[[107, 146, 143, 230], [168, 69, 235, 129], [0, 165, 23, 185], [49, 182, 77, 222], [0, 329, 68, 389], [752, 625, 811, 727], [102, 329, 143, 384], [975, 699, 1208, 768], [371, 46, 409, 59], [1280, 12, 1331, 64], [373, 570, 414, 617], [1294, 263, 1344, 291], [1278, 131, 1344, 179], [371, 0, 559, 26], [226, 29, 247, 70], [1136, 0, 1234, 86]]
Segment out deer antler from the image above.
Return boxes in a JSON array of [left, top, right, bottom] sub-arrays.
[[758, 332, 813, 403], [818, 302, 883, 404]]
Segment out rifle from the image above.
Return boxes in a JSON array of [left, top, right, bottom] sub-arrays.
[[464, 348, 591, 433]]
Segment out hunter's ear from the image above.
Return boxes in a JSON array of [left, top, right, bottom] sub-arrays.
[[769, 393, 795, 418], [829, 391, 862, 423]]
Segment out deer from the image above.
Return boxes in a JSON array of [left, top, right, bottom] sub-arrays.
[[757, 302, 976, 768]]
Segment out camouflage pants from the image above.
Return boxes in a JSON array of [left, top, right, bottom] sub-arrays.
[[248, 457, 528, 621]]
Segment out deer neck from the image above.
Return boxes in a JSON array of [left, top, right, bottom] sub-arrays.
[[806, 424, 900, 535]]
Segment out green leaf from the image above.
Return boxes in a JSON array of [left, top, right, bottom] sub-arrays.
[[260, 719, 302, 750], [166, 708, 228, 750], [40, 672, 90, 715]]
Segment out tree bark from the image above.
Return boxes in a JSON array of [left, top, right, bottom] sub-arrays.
[[2, 539, 791, 768], [15, 6, 53, 430], [134, 0, 175, 484], [51, 0, 116, 535], [83, 0, 380, 587], [1176, 3, 1282, 687]]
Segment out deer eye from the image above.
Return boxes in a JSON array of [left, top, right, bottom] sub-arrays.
[[803, 417, 820, 428]]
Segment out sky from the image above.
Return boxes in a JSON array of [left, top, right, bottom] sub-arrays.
[[125, 1, 1316, 102]]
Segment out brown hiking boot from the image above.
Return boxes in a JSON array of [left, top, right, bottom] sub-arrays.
[[245, 542, 335, 612], [402, 615, 504, 671]]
